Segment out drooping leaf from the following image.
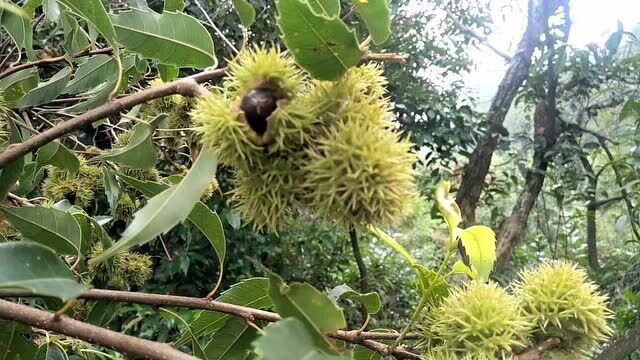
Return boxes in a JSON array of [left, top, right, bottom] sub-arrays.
[[328, 284, 381, 315], [266, 270, 345, 352], [110, 8, 216, 68], [64, 54, 118, 94], [275, 0, 362, 80], [0, 242, 89, 301], [101, 167, 120, 217], [34, 343, 66, 360], [458, 225, 496, 281], [0, 205, 82, 256], [0, 118, 24, 201], [160, 308, 209, 360], [59, 10, 89, 54], [91, 122, 157, 169], [42, 0, 60, 23], [0, 8, 37, 60], [176, 278, 271, 346], [89, 148, 217, 263], [254, 318, 351, 360], [0, 320, 37, 360], [0, 1, 29, 18], [164, 0, 184, 12], [231, 0, 255, 27], [435, 181, 461, 230], [15, 161, 45, 197], [117, 172, 226, 283], [0, 66, 38, 102], [12, 67, 72, 108], [367, 225, 415, 266], [203, 317, 257, 360], [57, 0, 120, 56], [35, 140, 80, 174], [353, 0, 390, 45], [64, 77, 117, 114]]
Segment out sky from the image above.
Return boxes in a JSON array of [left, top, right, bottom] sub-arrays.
[[463, 0, 640, 105]]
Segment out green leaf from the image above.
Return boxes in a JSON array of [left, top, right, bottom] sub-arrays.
[[160, 308, 209, 360], [89, 148, 217, 263], [164, 0, 184, 12], [353, 0, 390, 45], [367, 225, 415, 266], [64, 77, 117, 114], [306, 0, 339, 17], [42, 0, 60, 23], [57, 0, 119, 56], [266, 270, 345, 352], [0, 67, 38, 102], [0, 1, 30, 18], [0, 205, 82, 256], [85, 300, 120, 327], [458, 225, 496, 281], [203, 317, 257, 360], [451, 260, 477, 280], [328, 284, 381, 314], [435, 181, 461, 230], [275, 0, 362, 80], [231, 0, 255, 27], [177, 278, 271, 346], [91, 122, 157, 169], [0, 8, 37, 60], [102, 167, 120, 218], [35, 140, 80, 174], [0, 118, 24, 201], [110, 8, 216, 69], [117, 172, 225, 282], [158, 64, 179, 82], [34, 343, 66, 360], [0, 242, 89, 301], [254, 318, 351, 360], [64, 54, 118, 94], [353, 345, 380, 360], [0, 320, 37, 360], [12, 67, 72, 108], [59, 10, 89, 54], [412, 264, 449, 306], [15, 161, 45, 197]]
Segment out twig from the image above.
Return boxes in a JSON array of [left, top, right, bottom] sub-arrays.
[[0, 299, 198, 360], [516, 337, 562, 360], [193, 0, 239, 54]]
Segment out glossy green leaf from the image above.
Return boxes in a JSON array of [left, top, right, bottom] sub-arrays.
[[328, 284, 381, 314], [353, 345, 380, 360], [275, 0, 362, 80], [89, 148, 217, 263], [164, 0, 184, 12], [0, 242, 89, 301], [64, 54, 118, 94], [231, 0, 255, 27], [254, 317, 351, 360], [117, 171, 226, 284], [0, 205, 82, 256], [57, 0, 119, 56], [353, 0, 390, 45], [91, 122, 156, 169], [458, 225, 496, 281], [34, 343, 66, 360], [35, 140, 80, 174], [0, 1, 29, 18], [13, 67, 72, 108], [111, 8, 216, 68], [451, 260, 478, 280], [0, 320, 37, 360], [204, 317, 257, 360], [158, 63, 179, 82], [367, 225, 415, 266], [0, 8, 37, 60], [101, 167, 120, 217], [306, 0, 339, 17], [0, 118, 24, 201], [64, 77, 117, 113], [0, 67, 38, 102], [266, 270, 345, 352], [176, 278, 271, 346]]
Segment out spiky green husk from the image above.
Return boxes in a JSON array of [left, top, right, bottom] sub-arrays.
[[512, 261, 613, 352], [224, 47, 306, 100], [230, 157, 300, 232], [200, 177, 219, 203], [120, 166, 161, 182], [0, 216, 18, 240], [114, 129, 133, 148], [302, 119, 416, 228], [115, 193, 136, 221], [419, 281, 531, 359], [42, 157, 102, 209], [89, 242, 152, 289]]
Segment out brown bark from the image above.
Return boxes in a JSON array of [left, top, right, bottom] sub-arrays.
[[349, 228, 368, 292], [579, 153, 600, 270], [457, 0, 564, 224], [596, 323, 640, 359]]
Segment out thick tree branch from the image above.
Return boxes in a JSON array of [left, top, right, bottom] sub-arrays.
[[0, 299, 197, 360], [0, 289, 420, 359], [0, 68, 227, 167]]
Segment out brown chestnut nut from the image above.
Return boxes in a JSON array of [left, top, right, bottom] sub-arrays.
[[240, 88, 278, 135]]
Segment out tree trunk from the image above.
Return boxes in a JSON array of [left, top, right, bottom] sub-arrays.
[[596, 323, 640, 359], [457, 0, 563, 224], [349, 228, 368, 292], [579, 154, 600, 270]]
